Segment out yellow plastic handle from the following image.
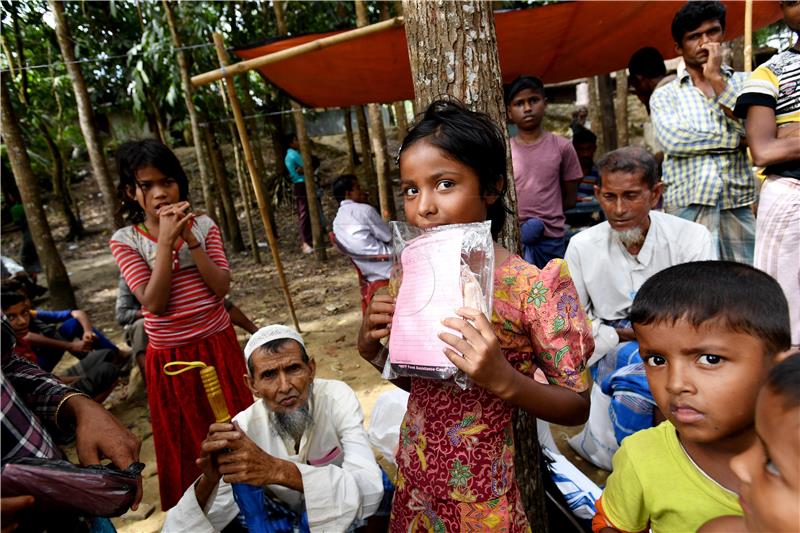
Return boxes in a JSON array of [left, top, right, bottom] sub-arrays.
[[163, 361, 208, 376]]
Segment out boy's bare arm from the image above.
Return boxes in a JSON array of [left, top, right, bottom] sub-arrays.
[[562, 180, 578, 210], [746, 106, 800, 167], [26, 331, 90, 354]]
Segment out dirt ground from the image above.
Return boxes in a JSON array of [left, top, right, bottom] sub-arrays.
[[4, 120, 615, 532]]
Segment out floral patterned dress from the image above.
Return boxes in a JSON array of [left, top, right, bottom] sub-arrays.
[[390, 255, 594, 532]]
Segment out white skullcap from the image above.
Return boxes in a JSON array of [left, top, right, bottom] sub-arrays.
[[244, 324, 305, 365]]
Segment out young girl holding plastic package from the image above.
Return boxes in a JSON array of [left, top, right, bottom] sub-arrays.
[[357, 100, 595, 531], [110, 139, 253, 510]]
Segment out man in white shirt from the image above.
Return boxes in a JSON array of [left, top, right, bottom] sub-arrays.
[[565, 147, 714, 468], [163, 325, 384, 532], [331, 175, 392, 281]]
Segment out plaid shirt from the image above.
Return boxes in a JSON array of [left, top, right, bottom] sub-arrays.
[[1, 352, 77, 464], [651, 64, 756, 211]]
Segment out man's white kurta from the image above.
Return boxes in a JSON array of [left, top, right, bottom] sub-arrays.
[[565, 211, 715, 363], [162, 379, 383, 532]]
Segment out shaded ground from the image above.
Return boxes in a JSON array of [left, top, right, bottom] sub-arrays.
[[3, 112, 632, 530]]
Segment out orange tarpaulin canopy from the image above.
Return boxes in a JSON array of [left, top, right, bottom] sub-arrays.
[[232, 1, 782, 109]]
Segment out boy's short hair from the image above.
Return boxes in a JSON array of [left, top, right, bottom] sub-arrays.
[[1, 292, 26, 310], [504, 76, 545, 106], [0, 278, 25, 297], [332, 174, 358, 203], [597, 147, 658, 189], [631, 261, 791, 357], [767, 352, 800, 409], [671, 1, 726, 44], [283, 133, 298, 146], [572, 126, 597, 147], [628, 47, 667, 79]]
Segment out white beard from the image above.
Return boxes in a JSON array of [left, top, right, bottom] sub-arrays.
[[268, 385, 314, 443], [613, 226, 646, 250]]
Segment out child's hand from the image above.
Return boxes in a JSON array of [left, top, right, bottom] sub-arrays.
[[439, 307, 517, 398], [81, 331, 97, 347], [70, 338, 92, 354], [179, 204, 199, 246], [357, 294, 395, 361], [158, 201, 193, 246]]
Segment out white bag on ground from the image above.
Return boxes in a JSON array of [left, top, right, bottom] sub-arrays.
[[567, 382, 618, 471]]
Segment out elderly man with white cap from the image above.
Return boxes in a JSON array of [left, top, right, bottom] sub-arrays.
[[162, 325, 384, 532]]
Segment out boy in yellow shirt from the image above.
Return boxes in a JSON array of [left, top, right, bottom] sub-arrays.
[[592, 261, 792, 533]]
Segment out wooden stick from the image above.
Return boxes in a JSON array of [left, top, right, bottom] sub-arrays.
[[744, 0, 753, 72], [213, 32, 301, 332], [194, 16, 404, 87]]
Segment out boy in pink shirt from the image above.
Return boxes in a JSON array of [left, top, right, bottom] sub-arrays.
[[506, 76, 583, 268]]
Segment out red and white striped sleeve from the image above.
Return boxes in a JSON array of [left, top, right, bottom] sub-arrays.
[[110, 240, 152, 293], [203, 223, 229, 271]]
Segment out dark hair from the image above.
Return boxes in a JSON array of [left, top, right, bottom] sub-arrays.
[[399, 99, 509, 239], [1, 292, 26, 310], [0, 278, 24, 297], [766, 353, 800, 409], [332, 174, 359, 203], [671, 1, 726, 44], [597, 147, 659, 188], [504, 75, 545, 105], [247, 338, 310, 375], [631, 261, 791, 357], [283, 133, 298, 147], [628, 47, 667, 79], [572, 126, 597, 147], [115, 139, 190, 224]]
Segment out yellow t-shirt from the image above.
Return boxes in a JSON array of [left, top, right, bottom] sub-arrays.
[[601, 421, 742, 533]]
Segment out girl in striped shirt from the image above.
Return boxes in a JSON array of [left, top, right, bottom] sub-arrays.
[[110, 139, 252, 510]]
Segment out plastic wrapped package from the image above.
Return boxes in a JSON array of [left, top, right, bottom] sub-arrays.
[[383, 221, 494, 388], [1, 458, 144, 517]]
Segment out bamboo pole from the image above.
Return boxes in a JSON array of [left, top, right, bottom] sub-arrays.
[[213, 32, 300, 331], [193, 16, 404, 87], [744, 0, 753, 72]]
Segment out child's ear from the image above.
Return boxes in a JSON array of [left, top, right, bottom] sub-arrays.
[[125, 185, 137, 201], [485, 177, 505, 205]]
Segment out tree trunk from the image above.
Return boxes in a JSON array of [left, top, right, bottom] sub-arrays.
[[354, 104, 377, 200], [356, 0, 396, 221], [146, 88, 169, 145], [273, 0, 327, 261], [39, 122, 84, 240], [615, 70, 629, 150], [203, 122, 245, 252], [238, 73, 269, 184], [596, 73, 618, 153], [49, 0, 122, 229], [1, 78, 76, 308], [343, 107, 359, 173], [402, 1, 544, 530], [393, 101, 409, 141], [162, 0, 218, 223], [229, 120, 262, 264], [587, 76, 605, 154]]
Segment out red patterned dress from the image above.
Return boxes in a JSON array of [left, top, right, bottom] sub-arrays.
[[390, 256, 594, 532]]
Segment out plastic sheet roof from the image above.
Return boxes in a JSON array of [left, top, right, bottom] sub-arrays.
[[232, 1, 782, 108]]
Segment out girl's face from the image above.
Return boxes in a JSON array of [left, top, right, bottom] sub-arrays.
[[127, 166, 180, 222], [731, 387, 800, 532], [399, 140, 497, 230]]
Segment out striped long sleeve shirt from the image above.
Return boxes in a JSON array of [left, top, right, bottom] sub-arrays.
[[651, 64, 756, 211], [1, 351, 77, 463]]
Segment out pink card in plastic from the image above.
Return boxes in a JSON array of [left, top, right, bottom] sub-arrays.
[[388, 228, 464, 373]]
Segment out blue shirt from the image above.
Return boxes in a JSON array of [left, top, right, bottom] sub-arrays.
[[284, 148, 305, 184]]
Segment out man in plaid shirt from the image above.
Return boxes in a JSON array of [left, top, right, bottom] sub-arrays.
[[651, 1, 756, 264], [1, 318, 141, 530]]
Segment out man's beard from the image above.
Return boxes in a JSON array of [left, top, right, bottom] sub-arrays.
[[269, 385, 314, 443], [613, 226, 646, 250]]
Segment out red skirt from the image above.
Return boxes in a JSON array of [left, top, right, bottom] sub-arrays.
[[146, 324, 253, 510]]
